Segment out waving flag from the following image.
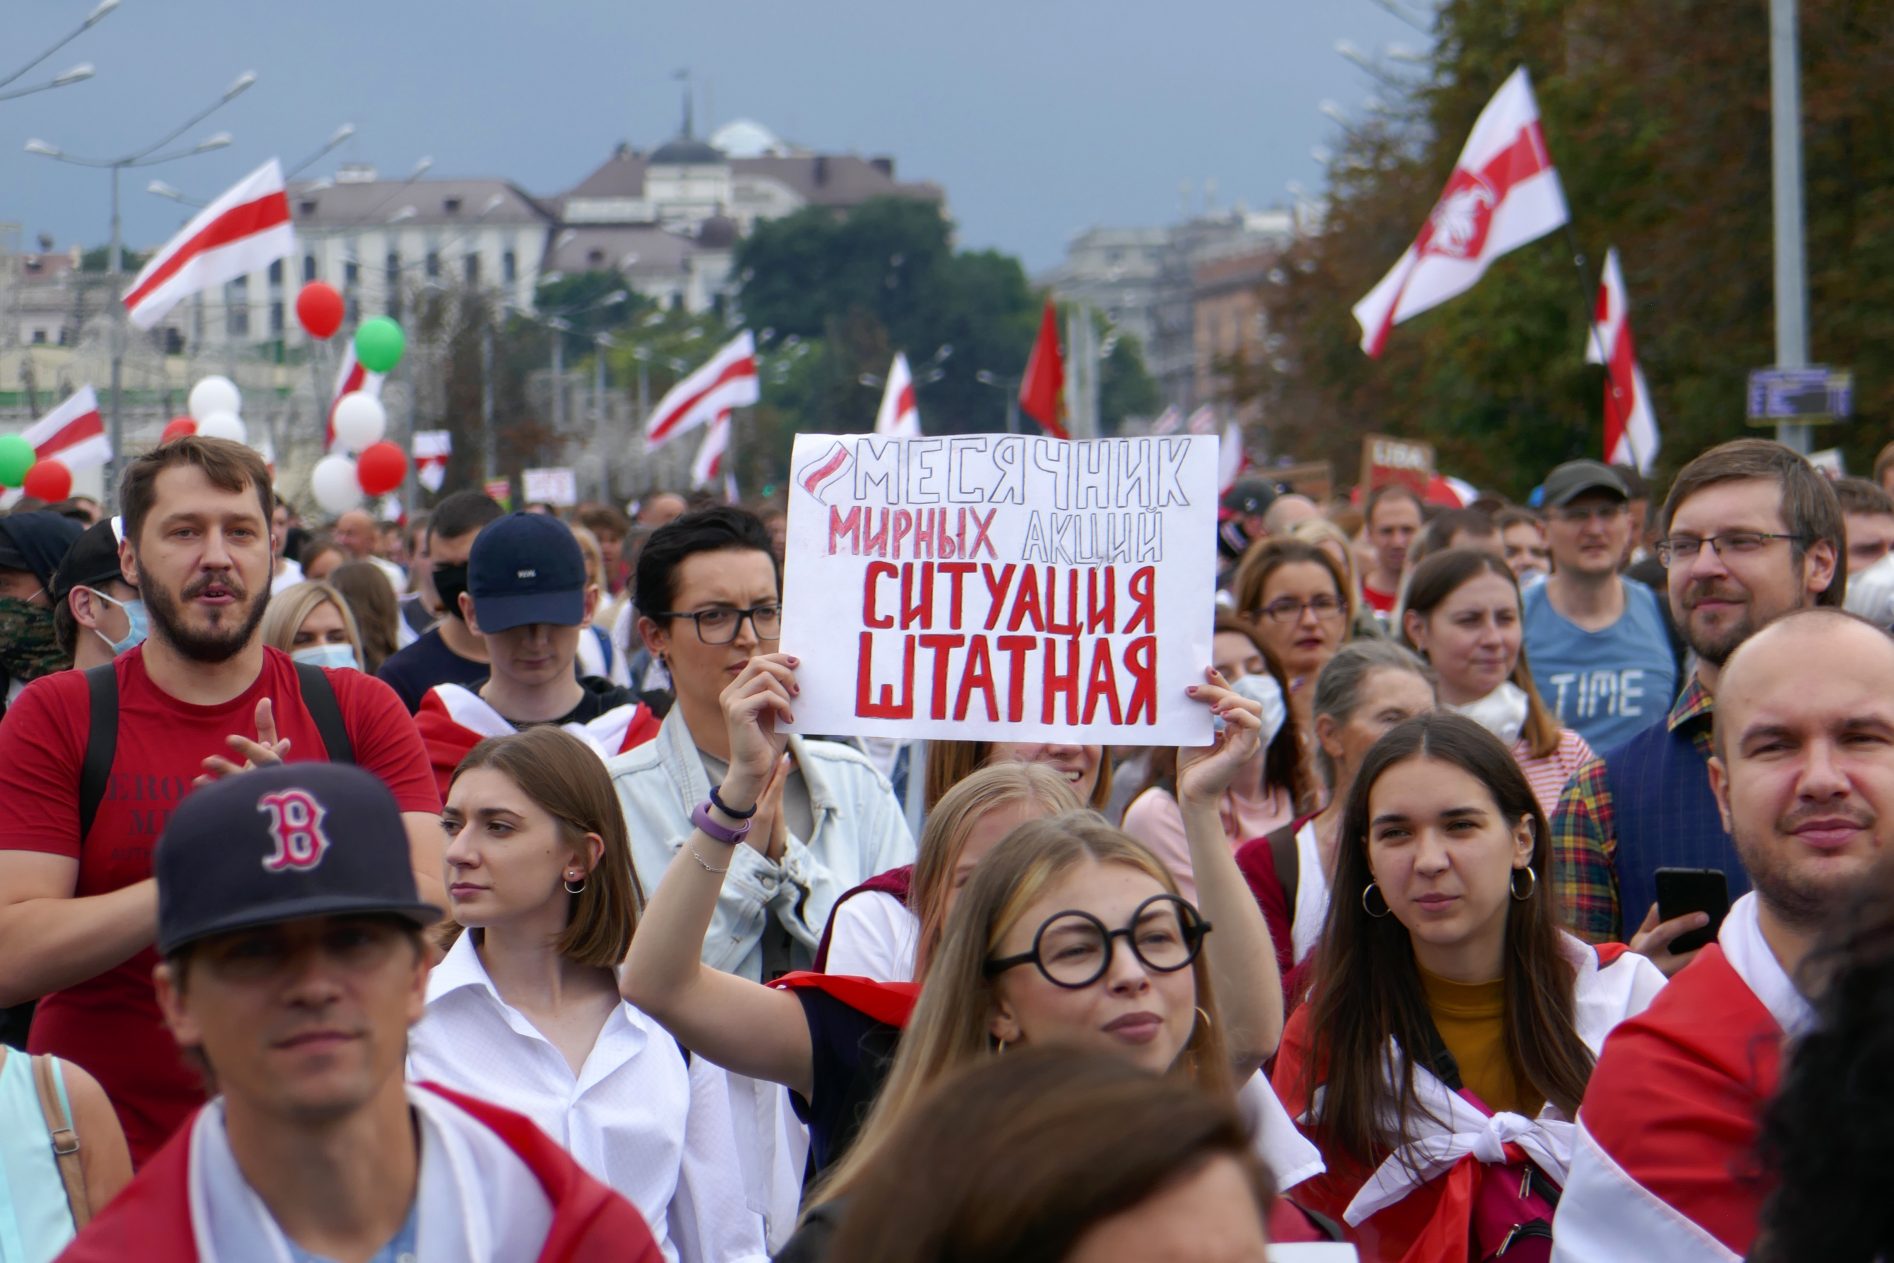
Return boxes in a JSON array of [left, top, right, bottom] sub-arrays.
[[691, 410, 731, 487], [1590, 248, 1660, 474], [20, 385, 109, 471], [1149, 405, 1183, 436], [1018, 299, 1067, 439], [123, 159, 296, 330], [644, 331, 759, 449], [1353, 68, 1568, 356], [874, 352, 921, 438], [1218, 421, 1246, 494], [413, 430, 452, 492]]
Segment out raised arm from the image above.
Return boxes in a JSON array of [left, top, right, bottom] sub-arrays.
[[1174, 668, 1286, 1073], [619, 652, 815, 1100]]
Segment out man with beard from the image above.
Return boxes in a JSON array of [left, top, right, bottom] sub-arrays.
[[1551, 609, 1893, 1262], [0, 437, 441, 1165], [1550, 439, 1843, 970]]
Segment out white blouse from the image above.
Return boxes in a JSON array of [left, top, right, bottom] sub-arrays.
[[409, 933, 768, 1263]]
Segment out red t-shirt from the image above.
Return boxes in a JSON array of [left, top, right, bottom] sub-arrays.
[[1361, 581, 1397, 615], [0, 646, 439, 1164]]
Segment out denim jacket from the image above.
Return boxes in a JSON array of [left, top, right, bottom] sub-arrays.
[[608, 709, 916, 982]]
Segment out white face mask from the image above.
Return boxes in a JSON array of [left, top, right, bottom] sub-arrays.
[[291, 642, 359, 672]]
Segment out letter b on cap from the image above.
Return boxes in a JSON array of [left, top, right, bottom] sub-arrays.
[[259, 789, 332, 872]]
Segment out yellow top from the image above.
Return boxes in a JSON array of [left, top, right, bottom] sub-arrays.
[[1417, 967, 1543, 1119]]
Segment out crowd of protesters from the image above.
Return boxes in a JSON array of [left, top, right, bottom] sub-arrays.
[[0, 429, 1889, 1261]]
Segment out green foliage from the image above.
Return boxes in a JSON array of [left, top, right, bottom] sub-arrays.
[[79, 244, 149, 273], [1099, 325, 1159, 435], [1259, 0, 1894, 496], [535, 269, 648, 359]]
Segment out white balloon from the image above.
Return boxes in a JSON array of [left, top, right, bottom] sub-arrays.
[[195, 411, 247, 444], [330, 391, 387, 451], [187, 375, 241, 422], [310, 454, 362, 515]]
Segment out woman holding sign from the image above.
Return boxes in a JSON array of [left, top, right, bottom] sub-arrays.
[[620, 651, 1290, 1181], [1232, 539, 1353, 744]]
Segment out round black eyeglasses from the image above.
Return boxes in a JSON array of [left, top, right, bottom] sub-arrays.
[[984, 894, 1210, 990]]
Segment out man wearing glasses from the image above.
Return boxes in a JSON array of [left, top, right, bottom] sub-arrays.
[[414, 512, 658, 794], [1523, 460, 1679, 750], [1550, 440, 1843, 976]]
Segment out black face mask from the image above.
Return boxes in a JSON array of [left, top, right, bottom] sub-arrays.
[[433, 562, 470, 620]]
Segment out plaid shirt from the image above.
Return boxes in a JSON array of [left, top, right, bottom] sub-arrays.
[[1550, 676, 1715, 942]]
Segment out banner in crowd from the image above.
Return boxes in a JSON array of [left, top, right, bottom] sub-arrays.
[[523, 466, 579, 507], [780, 433, 1218, 745]]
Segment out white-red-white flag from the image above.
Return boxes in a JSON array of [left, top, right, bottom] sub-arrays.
[[413, 430, 452, 493], [1353, 68, 1569, 357], [1218, 421, 1246, 495], [1150, 405, 1183, 436], [873, 352, 921, 439], [691, 410, 731, 490], [1589, 247, 1659, 474], [645, 331, 759, 449], [1185, 405, 1217, 435], [21, 385, 110, 471], [123, 159, 296, 331], [327, 341, 386, 452]]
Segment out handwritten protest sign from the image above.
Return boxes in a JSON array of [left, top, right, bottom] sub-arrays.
[[780, 433, 1218, 745]]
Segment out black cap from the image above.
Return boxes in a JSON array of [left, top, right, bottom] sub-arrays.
[[50, 517, 127, 603], [0, 510, 83, 588], [467, 511, 586, 632], [155, 763, 440, 956], [1221, 477, 1278, 517], [1542, 460, 1629, 508]]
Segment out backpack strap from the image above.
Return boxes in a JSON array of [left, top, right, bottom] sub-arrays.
[[31, 1053, 91, 1228], [1265, 820, 1301, 914], [293, 662, 355, 764], [77, 663, 119, 842]]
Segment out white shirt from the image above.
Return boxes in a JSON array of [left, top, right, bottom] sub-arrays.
[[1289, 819, 1332, 967], [409, 933, 768, 1263], [822, 889, 918, 982], [270, 556, 305, 594]]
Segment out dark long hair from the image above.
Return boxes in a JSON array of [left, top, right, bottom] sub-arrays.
[[1301, 712, 1593, 1166]]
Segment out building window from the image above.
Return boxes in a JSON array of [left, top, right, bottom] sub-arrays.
[[344, 260, 360, 288], [303, 255, 317, 282], [227, 306, 250, 338], [346, 297, 360, 324], [425, 251, 440, 279], [502, 250, 517, 283], [464, 253, 480, 286], [270, 301, 285, 334], [268, 259, 284, 285], [31, 329, 45, 345]]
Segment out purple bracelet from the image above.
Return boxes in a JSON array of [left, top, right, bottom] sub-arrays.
[[691, 799, 751, 847]]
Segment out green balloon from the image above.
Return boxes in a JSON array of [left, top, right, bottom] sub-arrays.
[[0, 434, 34, 487], [354, 317, 406, 373]]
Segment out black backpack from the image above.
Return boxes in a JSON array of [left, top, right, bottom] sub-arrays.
[[77, 662, 355, 840]]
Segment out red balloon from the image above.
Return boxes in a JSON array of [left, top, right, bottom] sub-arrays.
[[22, 459, 72, 502], [356, 441, 408, 496], [161, 416, 197, 443], [296, 282, 345, 340]]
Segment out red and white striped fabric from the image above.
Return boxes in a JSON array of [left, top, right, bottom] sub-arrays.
[[873, 352, 921, 438], [414, 682, 659, 799], [644, 331, 759, 450], [1353, 68, 1569, 356], [413, 430, 451, 493], [1589, 247, 1660, 474], [1149, 405, 1183, 436], [123, 159, 296, 331], [1217, 421, 1245, 494], [326, 341, 386, 452], [1185, 405, 1217, 435], [20, 385, 109, 471], [691, 410, 731, 489]]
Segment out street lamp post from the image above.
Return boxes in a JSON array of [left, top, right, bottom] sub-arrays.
[[974, 370, 1021, 434], [25, 69, 258, 490]]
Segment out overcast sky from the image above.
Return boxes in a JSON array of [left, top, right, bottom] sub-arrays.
[[3, 0, 1429, 273]]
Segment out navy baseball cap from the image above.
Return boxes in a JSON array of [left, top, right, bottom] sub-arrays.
[[466, 511, 587, 632], [155, 763, 440, 956]]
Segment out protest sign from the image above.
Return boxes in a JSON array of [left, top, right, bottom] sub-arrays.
[[1360, 433, 1435, 495], [780, 433, 1218, 745], [523, 466, 579, 507]]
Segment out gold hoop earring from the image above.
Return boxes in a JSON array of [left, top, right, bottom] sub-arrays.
[[1194, 1005, 1213, 1031], [564, 873, 587, 895], [1511, 866, 1537, 902], [1362, 882, 1392, 919], [994, 1038, 1008, 1056]]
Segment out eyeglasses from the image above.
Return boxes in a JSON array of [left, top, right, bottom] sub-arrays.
[[1549, 502, 1626, 525], [655, 603, 783, 644], [1655, 533, 1806, 567], [985, 894, 1210, 989], [1253, 594, 1346, 623]]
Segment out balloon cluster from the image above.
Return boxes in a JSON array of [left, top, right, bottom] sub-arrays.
[[0, 433, 70, 500], [293, 284, 410, 515]]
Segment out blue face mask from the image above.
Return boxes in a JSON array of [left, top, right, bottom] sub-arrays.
[[291, 642, 360, 672], [84, 588, 149, 656]]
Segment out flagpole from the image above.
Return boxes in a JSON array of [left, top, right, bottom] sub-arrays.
[[1561, 226, 1630, 462]]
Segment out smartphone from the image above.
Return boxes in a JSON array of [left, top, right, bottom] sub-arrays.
[[1654, 867, 1730, 955]]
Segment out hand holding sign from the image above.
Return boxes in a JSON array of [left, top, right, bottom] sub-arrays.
[[1175, 669, 1264, 808]]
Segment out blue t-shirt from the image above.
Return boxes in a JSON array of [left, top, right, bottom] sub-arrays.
[[1523, 577, 1678, 750]]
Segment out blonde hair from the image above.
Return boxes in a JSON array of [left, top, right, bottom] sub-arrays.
[[259, 580, 363, 667], [812, 812, 1233, 1210], [568, 522, 608, 592], [923, 741, 1113, 813], [1291, 517, 1361, 595], [910, 764, 1085, 976]]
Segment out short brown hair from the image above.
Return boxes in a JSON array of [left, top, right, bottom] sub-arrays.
[[120, 436, 273, 548], [578, 504, 631, 539], [1659, 438, 1845, 609], [1364, 482, 1424, 526], [1832, 477, 1894, 518], [1231, 536, 1354, 626], [1873, 440, 1894, 489], [443, 727, 642, 966]]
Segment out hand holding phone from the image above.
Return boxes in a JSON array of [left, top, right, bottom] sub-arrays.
[[1654, 867, 1730, 955]]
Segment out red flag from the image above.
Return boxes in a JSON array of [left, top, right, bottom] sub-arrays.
[[1018, 299, 1067, 439], [1352, 68, 1569, 357], [21, 385, 110, 471]]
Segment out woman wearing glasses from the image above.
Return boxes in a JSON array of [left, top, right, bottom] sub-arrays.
[[620, 651, 1293, 1183], [1233, 538, 1355, 739], [610, 506, 914, 986], [1399, 550, 1593, 815], [1273, 713, 1664, 1261]]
